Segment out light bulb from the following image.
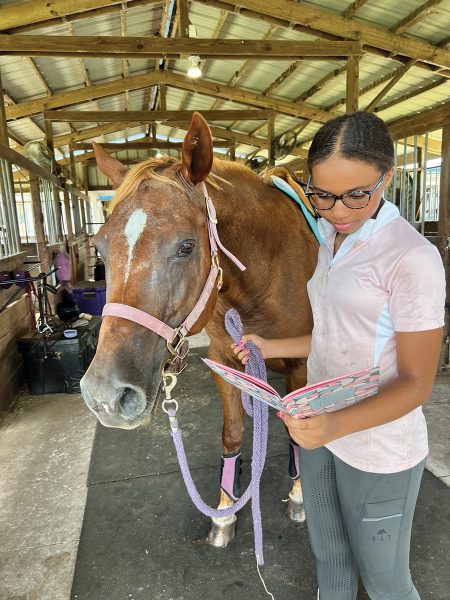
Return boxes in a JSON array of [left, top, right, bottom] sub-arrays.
[[187, 55, 202, 79]]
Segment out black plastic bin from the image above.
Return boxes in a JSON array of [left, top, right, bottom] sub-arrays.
[[18, 317, 101, 395]]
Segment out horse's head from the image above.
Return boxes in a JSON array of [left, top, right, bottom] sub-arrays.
[[81, 113, 217, 429]]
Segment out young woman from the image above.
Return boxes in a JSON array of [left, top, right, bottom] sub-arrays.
[[233, 112, 445, 600]]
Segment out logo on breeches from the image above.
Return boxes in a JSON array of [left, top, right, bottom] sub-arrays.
[[372, 528, 391, 542]]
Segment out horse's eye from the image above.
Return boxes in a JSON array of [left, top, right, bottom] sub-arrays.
[[177, 240, 195, 257]]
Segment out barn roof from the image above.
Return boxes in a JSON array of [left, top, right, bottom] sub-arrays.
[[1, 0, 449, 172]]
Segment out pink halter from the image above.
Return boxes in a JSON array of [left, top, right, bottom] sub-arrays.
[[102, 181, 246, 357]]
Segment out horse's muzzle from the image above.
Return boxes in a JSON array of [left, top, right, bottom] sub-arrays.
[[80, 376, 148, 429]]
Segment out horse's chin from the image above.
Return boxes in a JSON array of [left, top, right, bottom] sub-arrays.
[[82, 381, 160, 430], [92, 408, 150, 430]]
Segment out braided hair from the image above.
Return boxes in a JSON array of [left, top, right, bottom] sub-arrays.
[[307, 112, 394, 174]]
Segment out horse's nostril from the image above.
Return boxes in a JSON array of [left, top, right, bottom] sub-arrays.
[[119, 387, 146, 418]]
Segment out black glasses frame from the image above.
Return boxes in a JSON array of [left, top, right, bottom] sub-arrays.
[[305, 172, 386, 210]]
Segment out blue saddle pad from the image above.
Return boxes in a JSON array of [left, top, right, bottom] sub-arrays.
[[271, 175, 322, 245]]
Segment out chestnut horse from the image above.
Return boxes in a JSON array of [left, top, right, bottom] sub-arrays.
[[80, 112, 318, 546]]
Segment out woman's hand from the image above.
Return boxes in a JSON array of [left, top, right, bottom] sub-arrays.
[[279, 412, 340, 449], [231, 334, 269, 365]]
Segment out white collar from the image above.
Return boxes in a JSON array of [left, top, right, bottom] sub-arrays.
[[318, 200, 400, 256]]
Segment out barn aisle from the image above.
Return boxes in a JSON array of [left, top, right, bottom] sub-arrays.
[[0, 342, 449, 600]]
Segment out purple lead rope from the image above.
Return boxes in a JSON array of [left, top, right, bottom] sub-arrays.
[[168, 308, 269, 565]]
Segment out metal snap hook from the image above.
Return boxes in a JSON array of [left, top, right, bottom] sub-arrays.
[[162, 372, 178, 399]]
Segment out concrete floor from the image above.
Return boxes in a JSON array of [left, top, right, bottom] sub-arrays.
[[0, 331, 448, 600]]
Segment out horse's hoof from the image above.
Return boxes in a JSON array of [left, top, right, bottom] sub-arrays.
[[206, 515, 236, 547], [287, 498, 306, 523]]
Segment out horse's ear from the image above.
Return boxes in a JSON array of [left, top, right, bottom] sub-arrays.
[[181, 112, 213, 185], [92, 141, 128, 188]]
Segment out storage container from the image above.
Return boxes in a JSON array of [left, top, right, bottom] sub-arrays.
[[72, 280, 106, 315], [18, 317, 101, 394]]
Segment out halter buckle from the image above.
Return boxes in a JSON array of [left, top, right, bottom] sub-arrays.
[[167, 327, 188, 357], [212, 254, 223, 290]]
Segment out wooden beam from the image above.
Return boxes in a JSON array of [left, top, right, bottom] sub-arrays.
[[6, 71, 162, 121], [346, 55, 359, 113], [44, 109, 273, 123], [373, 78, 448, 114], [403, 136, 441, 155], [267, 114, 275, 167], [197, 0, 450, 70], [70, 140, 233, 150], [177, 0, 190, 38], [160, 71, 332, 122], [342, 0, 370, 18], [438, 124, 449, 237], [262, 61, 300, 96], [365, 59, 416, 112], [0, 36, 363, 59], [220, 26, 276, 131], [29, 176, 49, 271], [392, 0, 445, 36], [295, 66, 346, 103], [158, 84, 167, 111], [4, 0, 162, 34], [389, 101, 450, 139], [0, 70, 9, 145], [0, 0, 125, 31], [52, 120, 276, 151]]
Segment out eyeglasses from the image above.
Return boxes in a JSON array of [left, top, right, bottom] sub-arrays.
[[305, 172, 386, 210]]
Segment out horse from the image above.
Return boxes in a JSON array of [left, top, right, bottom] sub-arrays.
[[80, 112, 319, 547]]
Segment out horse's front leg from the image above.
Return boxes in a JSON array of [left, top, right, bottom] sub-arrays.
[[207, 373, 244, 547]]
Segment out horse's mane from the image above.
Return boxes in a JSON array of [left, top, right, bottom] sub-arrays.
[[108, 156, 265, 213]]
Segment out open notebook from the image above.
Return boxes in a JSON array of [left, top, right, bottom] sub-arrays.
[[203, 358, 380, 419]]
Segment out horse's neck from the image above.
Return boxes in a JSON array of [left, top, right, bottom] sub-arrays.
[[215, 178, 307, 248], [212, 177, 317, 300]]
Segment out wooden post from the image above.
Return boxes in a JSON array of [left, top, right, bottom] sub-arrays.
[[267, 114, 275, 167], [62, 189, 74, 242], [177, 0, 189, 38], [44, 116, 63, 241], [69, 148, 76, 184], [29, 176, 49, 271], [346, 55, 359, 114], [0, 68, 21, 255], [230, 142, 236, 162], [158, 84, 167, 110], [82, 165, 89, 231], [0, 68, 9, 146], [438, 125, 449, 238]]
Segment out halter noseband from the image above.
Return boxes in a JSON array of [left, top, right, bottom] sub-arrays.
[[101, 181, 246, 369]]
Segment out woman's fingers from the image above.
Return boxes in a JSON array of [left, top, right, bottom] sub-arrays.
[[231, 342, 250, 364]]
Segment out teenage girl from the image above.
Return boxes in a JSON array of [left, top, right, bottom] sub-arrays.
[[233, 112, 446, 600]]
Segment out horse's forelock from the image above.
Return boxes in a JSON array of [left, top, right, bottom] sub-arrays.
[[108, 156, 186, 213], [107, 157, 239, 214]]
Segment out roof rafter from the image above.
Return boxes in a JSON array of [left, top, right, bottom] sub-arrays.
[[342, 0, 371, 19], [160, 71, 332, 122], [365, 59, 417, 112], [6, 71, 162, 121], [196, 0, 450, 71], [392, 0, 445, 36]]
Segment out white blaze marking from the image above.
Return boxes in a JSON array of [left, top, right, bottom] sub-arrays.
[[124, 209, 147, 283]]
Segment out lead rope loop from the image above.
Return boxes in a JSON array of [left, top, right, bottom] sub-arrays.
[[164, 310, 274, 600]]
